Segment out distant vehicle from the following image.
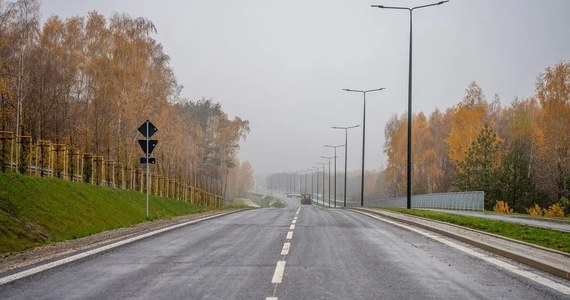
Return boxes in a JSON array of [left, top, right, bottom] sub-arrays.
[[300, 194, 312, 205], [286, 193, 293, 198]]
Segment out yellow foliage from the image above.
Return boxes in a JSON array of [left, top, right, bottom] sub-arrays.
[[543, 203, 566, 218], [527, 204, 543, 216], [493, 200, 513, 213]]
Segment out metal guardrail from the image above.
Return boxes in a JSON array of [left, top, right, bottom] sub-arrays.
[[345, 191, 485, 211]]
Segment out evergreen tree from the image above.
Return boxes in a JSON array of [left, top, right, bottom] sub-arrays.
[[456, 124, 502, 209]]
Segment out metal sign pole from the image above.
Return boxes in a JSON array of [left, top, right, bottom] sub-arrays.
[[146, 121, 150, 218]]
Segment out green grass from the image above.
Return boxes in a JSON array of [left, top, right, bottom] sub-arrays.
[[0, 173, 221, 254], [238, 194, 285, 208], [377, 207, 570, 253]]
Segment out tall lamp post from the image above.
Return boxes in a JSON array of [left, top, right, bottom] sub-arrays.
[[372, 0, 448, 209], [325, 144, 345, 208], [343, 88, 385, 206], [332, 124, 360, 207], [321, 156, 335, 207], [312, 167, 319, 201], [317, 162, 327, 206]]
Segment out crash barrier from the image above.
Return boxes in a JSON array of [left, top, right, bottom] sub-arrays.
[[0, 131, 222, 207], [345, 191, 485, 211]]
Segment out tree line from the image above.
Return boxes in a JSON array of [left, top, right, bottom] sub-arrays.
[[0, 0, 254, 199], [383, 62, 570, 212]]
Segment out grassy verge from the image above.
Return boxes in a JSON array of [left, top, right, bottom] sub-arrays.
[[235, 193, 285, 208], [0, 173, 222, 254], [376, 207, 570, 253]]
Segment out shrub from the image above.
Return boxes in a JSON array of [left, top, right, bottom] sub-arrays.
[[527, 203, 543, 217], [558, 197, 570, 215], [493, 200, 513, 213], [544, 203, 566, 218]]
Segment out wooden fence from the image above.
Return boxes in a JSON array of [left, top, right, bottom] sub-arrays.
[[0, 131, 222, 207]]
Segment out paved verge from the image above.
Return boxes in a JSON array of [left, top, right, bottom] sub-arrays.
[[352, 208, 570, 280]]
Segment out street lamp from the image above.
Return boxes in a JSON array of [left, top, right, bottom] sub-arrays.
[[317, 162, 327, 206], [321, 156, 335, 207], [332, 124, 360, 207], [343, 88, 385, 207], [311, 167, 319, 201], [372, 0, 448, 209], [325, 144, 345, 208]]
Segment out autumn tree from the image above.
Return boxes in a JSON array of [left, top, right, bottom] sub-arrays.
[[0, 3, 252, 198], [384, 114, 407, 196], [445, 81, 490, 166], [533, 62, 570, 202]]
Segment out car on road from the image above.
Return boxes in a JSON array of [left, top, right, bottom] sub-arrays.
[[300, 194, 312, 205]]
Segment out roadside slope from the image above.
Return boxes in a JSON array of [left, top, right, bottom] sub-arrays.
[[0, 173, 212, 254]]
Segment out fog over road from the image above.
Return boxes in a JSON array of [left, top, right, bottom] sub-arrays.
[[1, 196, 568, 299]]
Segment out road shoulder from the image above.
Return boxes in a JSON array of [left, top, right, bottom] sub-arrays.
[[0, 209, 245, 277], [352, 207, 570, 280]]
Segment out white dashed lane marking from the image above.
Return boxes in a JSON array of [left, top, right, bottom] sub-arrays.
[[268, 206, 302, 300], [272, 261, 286, 283], [281, 242, 291, 255]]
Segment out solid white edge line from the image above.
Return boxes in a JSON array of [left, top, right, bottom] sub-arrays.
[[286, 231, 293, 239], [271, 261, 286, 283], [289, 224, 295, 230], [358, 211, 570, 295], [0, 212, 234, 285], [266, 297, 278, 300], [281, 242, 290, 255]]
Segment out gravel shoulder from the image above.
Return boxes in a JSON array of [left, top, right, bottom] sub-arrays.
[[0, 209, 244, 275]]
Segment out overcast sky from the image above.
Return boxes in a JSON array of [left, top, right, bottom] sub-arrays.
[[41, 0, 570, 175]]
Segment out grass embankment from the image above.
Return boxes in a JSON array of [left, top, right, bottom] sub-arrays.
[[378, 207, 570, 253], [233, 193, 286, 208], [0, 173, 217, 254]]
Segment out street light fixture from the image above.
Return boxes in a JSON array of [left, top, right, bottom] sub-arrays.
[[325, 144, 345, 208], [343, 88, 385, 207], [332, 124, 360, 207], [372, 0, 448, 209], [321, 156, 336, 207]]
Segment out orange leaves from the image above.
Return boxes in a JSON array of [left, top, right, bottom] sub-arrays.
[[493, 200, 513, 214], [445, 82, 490, 166]]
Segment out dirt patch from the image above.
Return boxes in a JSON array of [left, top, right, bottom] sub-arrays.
[[0, 210, 241, 275]]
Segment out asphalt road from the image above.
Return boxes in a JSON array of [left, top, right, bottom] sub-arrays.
[[1, 195, 569, 299]]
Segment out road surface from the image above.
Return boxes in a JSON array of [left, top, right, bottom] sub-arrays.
[[1, 195, 569, 299]]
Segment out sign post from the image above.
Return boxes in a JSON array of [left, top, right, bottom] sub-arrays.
[[138, 120, 158, 218]]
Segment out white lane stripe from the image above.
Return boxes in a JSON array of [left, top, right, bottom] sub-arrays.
[[0, 212, 234, 285], [281, 242, 291, 255], [293, 216, 298, 220], [286, 231, 293, 239], [266, 297, 278, 300], [289, 224, 295, 230], [359, 211, 570, 295], [292, 219, 296, 224], [271, 261, 286, 283]]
